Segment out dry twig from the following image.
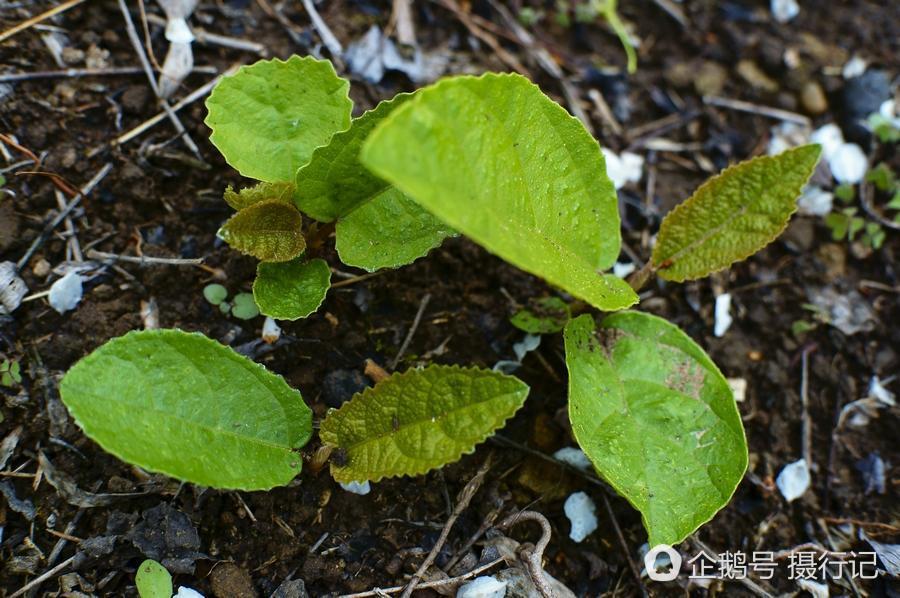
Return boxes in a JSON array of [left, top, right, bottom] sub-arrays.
[[400, 456, 493, 597]]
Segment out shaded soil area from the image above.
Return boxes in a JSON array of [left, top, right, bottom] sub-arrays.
[[1, 0, 898, 596]]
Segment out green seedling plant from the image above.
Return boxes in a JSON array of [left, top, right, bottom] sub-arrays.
[[0, 358, 21, 387], [202, 283, 260, 319], [59, 55, 821, 549]]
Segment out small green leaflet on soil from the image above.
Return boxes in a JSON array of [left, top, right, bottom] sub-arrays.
[[320, 365, 529, 483], [254, 258, 331, 320], [564, 312, 747, 546], [295, 93, 452, 271], [205, 56, 352, 183], [361, 73, 638, 311], [224, 181, 296, 211], [651, 144, 821, 282], [59, 329, 313, 490], [510, 296, 571, 334], [218, 200, 306, 262], [135, 559, 172, 598], [335, 189, 454, 271]]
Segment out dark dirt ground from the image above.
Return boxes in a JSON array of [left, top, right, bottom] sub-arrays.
[[1, 0, 899, 596]]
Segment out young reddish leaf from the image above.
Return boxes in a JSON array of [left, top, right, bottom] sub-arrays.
[[224, 181, 296, 211], [218, 200, 306, 262], [651, 145, 821, 282]]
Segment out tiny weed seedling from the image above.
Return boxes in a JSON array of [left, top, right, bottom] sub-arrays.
[[60, 56, 821, 547]]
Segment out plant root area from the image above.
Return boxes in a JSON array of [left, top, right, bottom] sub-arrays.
[[1, 1, 898, 596]]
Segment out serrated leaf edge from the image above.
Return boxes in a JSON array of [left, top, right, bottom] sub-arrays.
[[651, 144, 822, 282], [252, 258, 331, 321], [321, 364, 529, 483], [204, 56, 353, 183]]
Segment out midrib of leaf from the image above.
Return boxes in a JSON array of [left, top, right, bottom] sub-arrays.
[[460, 82, 538, 230], [657, 195, 755, 268], [116, 342, 300, 450], [331, 388, 522, 454]]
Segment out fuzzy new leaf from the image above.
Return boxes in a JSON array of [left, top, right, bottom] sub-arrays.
[[224, 181, 296, 211], [651, 145, 821, 281], [564, 312, 747, 546], [253, 258, 331, 320], [218, 200, 305, 262], [205, 56, 352, 183], [60, 330, 312, 490], [361, 73, 637, 311], [320, 365, 529, 483]]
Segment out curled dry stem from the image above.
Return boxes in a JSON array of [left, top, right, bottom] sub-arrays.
[[496, 510, 555, 598]]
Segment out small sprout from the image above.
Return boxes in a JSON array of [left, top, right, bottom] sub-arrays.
[[510, 297, 571, 335], [0, 359, 21, 387], [135, 559, 173, 598], [835, 183, 855, 202], [231, 293, 259, 320], [203, 283, 228, 305]]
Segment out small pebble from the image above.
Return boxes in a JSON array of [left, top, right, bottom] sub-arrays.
[[776, 459, 810, 502], [175, 588, 205, 598], [810, 123, 844, 159], [339, 480, 371, 495], [770, 0, 799, 23], [713, 293, 733, 338], [842, 56, 867, 79], [564, 491, 598, 542], [48, 271, 83, 314], [727, 378, 747, 402], [602, 149, 644, 189], [797, 186, 833, 216], [553, 447, 593, 470], [456, 576, 507, 598], [828, 142, 868, 184], [800, 81, 827, 115], [613, 261, 636, 278]]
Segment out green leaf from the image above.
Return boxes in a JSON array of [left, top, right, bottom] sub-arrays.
[[253, 258, 331, 320], [224, 181, 296, 211], [335, 188, 453, 271], [296, 94, 414, 221], [231, 292, 260, 320], [136, 559, 172, 598], [295, 93, 453, 271], [218, 200, 306, 262], [510, 296, 571, 334], [203, 283, 228, 306], [651, 145, 821, 282], [320, 365, 529, 483], [59, 329, 312, 490], [564, 312, 747, 546], [205, 56, 352, 183], [361, 73, 637, 311]]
